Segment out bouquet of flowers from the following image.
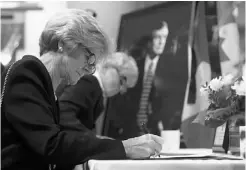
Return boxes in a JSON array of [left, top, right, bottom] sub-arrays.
[[194, 74, 245, 128]]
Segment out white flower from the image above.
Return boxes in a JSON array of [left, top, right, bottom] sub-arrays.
[[222, 74, 234, 85], [209, 77, 224, 91], [200, 86, 208, 96], [232, 80, 246, 96]]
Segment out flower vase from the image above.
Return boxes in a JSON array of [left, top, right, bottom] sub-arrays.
[[238, 126, 246, 158], [212, 122, 229, 154], [228, 119, 244, 156]]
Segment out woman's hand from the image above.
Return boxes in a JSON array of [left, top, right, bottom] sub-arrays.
[[122, 134, 164, 159]]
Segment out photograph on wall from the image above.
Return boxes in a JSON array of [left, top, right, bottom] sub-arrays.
[[103, 2, 193, 140]]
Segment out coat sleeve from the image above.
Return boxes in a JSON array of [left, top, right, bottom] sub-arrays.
[[59, 75, 104, 130], [4, 63, 126, 167]]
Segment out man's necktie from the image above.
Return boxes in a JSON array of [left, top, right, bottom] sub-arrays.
[[137, 61, 154, 134]]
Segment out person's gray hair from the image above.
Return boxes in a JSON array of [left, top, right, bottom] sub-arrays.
[[39, 9, 111, 59], [97, 52, 139, 88]]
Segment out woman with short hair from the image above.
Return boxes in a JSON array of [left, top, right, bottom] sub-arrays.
[[1, 9, 164, 170]]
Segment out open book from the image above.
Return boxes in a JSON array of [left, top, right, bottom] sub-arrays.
[[150, 149, 244, 160]]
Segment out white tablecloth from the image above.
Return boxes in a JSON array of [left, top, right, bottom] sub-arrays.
[[88, 160, 245, 170], [87, 149, 245, 170]]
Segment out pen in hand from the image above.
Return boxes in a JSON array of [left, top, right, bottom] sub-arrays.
[[141, 122, 160, 158], [141, 122, 150, 134]]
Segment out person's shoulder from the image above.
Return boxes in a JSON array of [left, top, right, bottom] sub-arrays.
[[59, 75, 101, 101], [13, 55, 45, 72], [8, 55, 50, 82], [77, 75, 99, 86], [1, 55, 53, 94], [77, 75, 102, 93]]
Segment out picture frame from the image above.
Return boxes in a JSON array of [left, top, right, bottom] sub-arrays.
[[117, 1, 191, 56], [103, 2, 193, 138]]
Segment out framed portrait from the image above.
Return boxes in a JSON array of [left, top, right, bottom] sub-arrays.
[[117, 2, 192, 56], [103, 2, 193, 139]]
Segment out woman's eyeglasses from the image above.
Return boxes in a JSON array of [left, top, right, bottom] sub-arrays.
[[76, 48, 96, 77], [84, 48, 96, 74], [119, 76, 127, 94]]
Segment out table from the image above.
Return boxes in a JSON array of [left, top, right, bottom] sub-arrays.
[[88, 159, 245, 170], [86, 149, 245, 170]]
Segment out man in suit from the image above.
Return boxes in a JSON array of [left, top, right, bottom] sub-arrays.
[[1, 63, 5, 74], [135, 21, 169, 136], [106, 21, 186, 139]]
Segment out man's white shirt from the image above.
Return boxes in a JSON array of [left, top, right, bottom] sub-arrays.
[[93, 70, 105, 95], [143, 55, 160, 82]]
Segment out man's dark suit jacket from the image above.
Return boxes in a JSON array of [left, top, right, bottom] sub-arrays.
[[1, 63, 5, 73], [1, 55, 126, 170], [57, 75, 104, 131], [106, 49, 188, 140]]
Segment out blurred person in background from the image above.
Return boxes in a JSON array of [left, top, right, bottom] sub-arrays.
[[1, 9, 164, 170], [57, 52, 138, 135]]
